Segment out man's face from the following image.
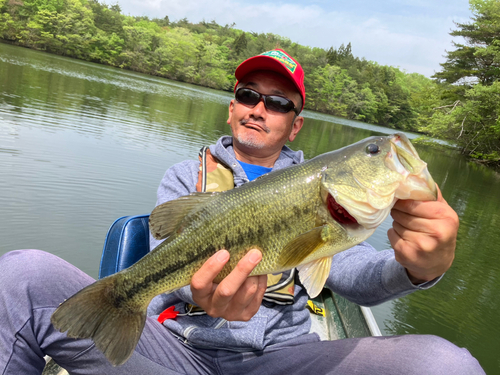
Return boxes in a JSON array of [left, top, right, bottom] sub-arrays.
[[227, 71, 303, 158]]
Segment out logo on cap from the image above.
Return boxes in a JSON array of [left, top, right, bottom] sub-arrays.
[[260, 50, 297, 74]]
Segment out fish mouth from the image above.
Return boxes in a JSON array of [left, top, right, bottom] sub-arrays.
[[321, 133, 437, 231], [326, 194, 359, 226], [387, 134, 437, 201]]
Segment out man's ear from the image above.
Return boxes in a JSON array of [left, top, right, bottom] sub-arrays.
[[227, 99, 235, 124], [288, 116, 304, 142]]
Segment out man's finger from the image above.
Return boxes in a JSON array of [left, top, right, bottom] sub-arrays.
[[391, 209, 435, 234], [393, 200, 450, 221], [393, 185, 446, 217], [393, 221, 438, 250], [236, 274, 269, 321], [191, 250, 230, 297], [212, 249, 262, 308], [231, 273, 268, 310]]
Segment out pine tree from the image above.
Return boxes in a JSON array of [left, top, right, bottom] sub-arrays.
[[326, 43, 353, 66], [233, 32, 247, 56], [434, 0, 500, 85]]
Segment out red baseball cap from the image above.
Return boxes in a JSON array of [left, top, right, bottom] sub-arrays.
[[234, 49, 306, 112]]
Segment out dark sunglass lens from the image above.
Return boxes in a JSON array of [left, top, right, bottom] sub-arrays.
[[265, 96, 294, 113], [236, 89, 260, 105], [236, 88, 296, 114]]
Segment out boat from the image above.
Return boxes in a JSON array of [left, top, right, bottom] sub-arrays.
[[43, 215, 381, 374]]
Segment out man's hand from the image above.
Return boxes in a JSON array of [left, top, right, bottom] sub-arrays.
[[190, 249, 268, 321], [388, 185, 459, 284]]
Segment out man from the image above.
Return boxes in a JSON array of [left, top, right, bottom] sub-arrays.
[[0, 50, 484, 374], [146, 49, 483, 373]]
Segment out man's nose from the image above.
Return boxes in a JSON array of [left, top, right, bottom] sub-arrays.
[[251, 98, 267, 116]]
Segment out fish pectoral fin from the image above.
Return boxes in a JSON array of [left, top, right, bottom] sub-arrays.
[[278, 226, 329, 269], [150, 192, 218, 240], [296, 257, 332, 298]]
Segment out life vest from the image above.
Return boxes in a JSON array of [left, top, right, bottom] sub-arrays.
[[183, 147, 296, 316]]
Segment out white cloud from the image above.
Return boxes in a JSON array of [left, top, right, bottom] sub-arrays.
[[109, 0, 471, 77]]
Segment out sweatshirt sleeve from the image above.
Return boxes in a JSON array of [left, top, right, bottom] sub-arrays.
[[325, 242, 442, 307], [149, 160, 200, 250]]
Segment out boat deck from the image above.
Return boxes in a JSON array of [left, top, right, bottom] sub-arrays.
[[309, 289, 381, 340]]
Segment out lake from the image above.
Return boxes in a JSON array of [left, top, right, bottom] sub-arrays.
[[1, 42, 499, 373]]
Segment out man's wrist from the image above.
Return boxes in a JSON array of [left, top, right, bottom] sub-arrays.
[[406, 268, 437, 285]]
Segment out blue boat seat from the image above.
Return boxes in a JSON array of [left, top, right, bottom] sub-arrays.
[[99, 215, 150, 279]]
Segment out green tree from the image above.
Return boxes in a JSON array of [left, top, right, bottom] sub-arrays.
[[434, 0, 500, 85], [151, 15, 169, 27], [233, 32, 247, 56], [118, 21, 162, 71], [326, 42, 353, 66], [88, 30, 124, 65], [0, 0, 16, 40], [309, 64, 351, 116], [308, 64, 379, 122], [427, 0, 500, 167], [153, 27, 198, 81], [89, 0, 124, 36]]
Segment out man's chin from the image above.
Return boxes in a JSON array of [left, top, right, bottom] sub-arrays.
[[235, 134, 266, 149]]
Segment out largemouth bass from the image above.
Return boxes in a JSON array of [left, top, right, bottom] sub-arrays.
[[51, 133, 437, 366]]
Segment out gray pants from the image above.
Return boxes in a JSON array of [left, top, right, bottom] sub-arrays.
[[0, 250, 485, 375]]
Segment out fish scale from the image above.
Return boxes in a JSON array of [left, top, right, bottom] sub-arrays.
[[122, 159, 326, 303]]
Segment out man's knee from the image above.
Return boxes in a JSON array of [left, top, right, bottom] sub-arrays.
[[0, 249, 63, 281], [411, 335, 484, 374], [0, 250, 94, 304]]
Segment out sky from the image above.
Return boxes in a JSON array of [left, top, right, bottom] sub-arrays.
[[102, 0, 473, 77]]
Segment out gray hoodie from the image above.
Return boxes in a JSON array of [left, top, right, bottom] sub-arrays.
[[147, 136, 440, 351]]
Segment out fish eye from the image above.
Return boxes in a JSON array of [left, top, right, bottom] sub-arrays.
[[366, 143, 380, 155]]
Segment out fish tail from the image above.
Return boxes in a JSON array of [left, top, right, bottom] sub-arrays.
[[50, 275, 147, 366]]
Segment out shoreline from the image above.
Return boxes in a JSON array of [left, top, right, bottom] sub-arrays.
[[2, 39, 497, 170]]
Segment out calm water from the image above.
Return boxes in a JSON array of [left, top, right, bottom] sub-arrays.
[[1, 43, 499, 373]]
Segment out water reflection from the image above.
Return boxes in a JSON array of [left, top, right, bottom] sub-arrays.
[[1, 42, 499, 373]]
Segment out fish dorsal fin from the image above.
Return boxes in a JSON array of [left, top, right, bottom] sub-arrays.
[[149, 192, 218, 240], [278, 226, 328, 269], [296, 257, 332, 298]]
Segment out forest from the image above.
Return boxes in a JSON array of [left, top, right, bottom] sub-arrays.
[[1, 0, 499, 167]]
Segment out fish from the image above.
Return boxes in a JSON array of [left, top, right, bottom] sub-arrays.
[[51, 133, 437, 366]]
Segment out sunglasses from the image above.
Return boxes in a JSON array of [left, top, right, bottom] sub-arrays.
[[235, 88, 299, 115]]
